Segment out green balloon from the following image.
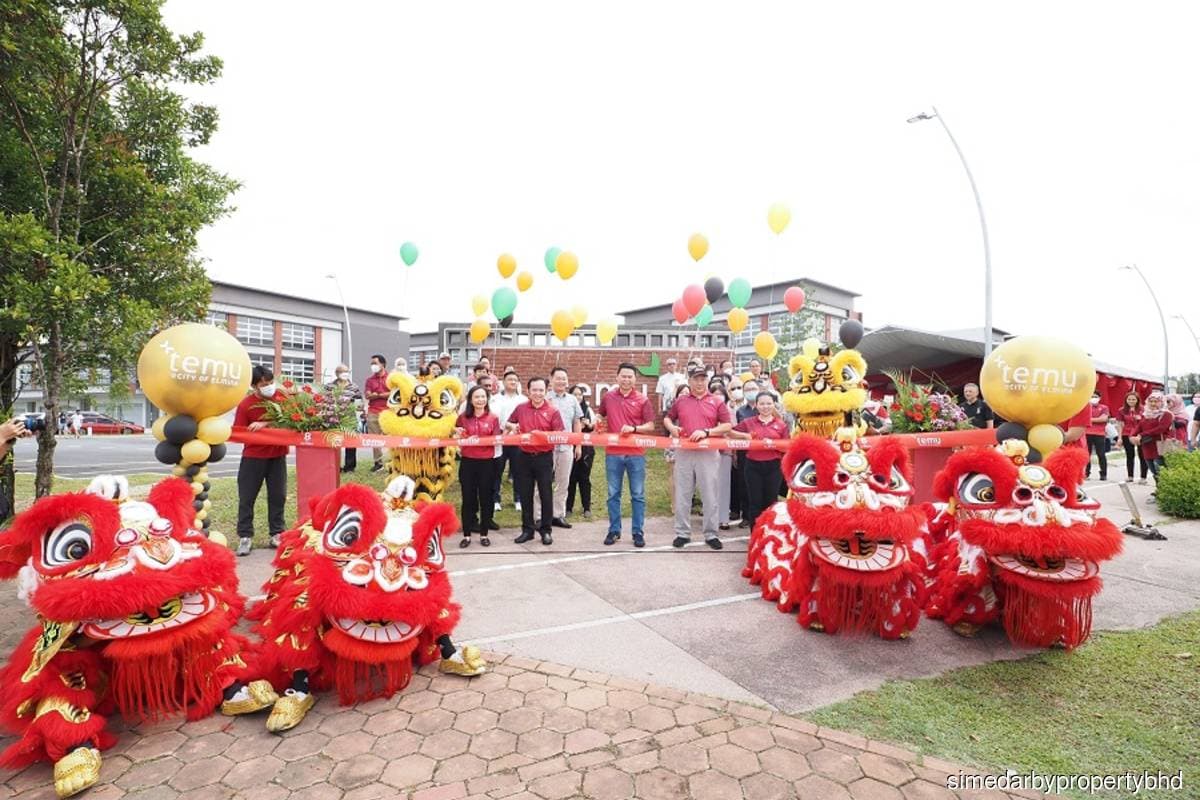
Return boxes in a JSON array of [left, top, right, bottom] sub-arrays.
[[544, 247, 561, 273], [727, 277, 752, 308], [400, 241, 419, 266], [695, 304, 714, 328], [491, 287, 518, 320]]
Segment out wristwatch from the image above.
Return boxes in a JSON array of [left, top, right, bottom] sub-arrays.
[[702, 428, 710, 437]]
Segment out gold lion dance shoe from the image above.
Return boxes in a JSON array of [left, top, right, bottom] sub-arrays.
[[439, 645, 487, 677], [53, 747, 101, 799], [266, 689, 316, 733], [220, 679, 279, 716]]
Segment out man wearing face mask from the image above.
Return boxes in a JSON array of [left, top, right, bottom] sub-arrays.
[[324, 364, 363, 473], [363, 354, 390, 472], [233, 365, 290, 556]]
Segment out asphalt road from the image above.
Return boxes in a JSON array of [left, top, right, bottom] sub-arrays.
[[10, 434, 295, 479]]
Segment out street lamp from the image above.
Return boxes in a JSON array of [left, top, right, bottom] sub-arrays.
[[325, 273, 354, 376], [1172, 314, 1200, 358], [1119, 265, 1168, 388], [907, 107, 994, 357]]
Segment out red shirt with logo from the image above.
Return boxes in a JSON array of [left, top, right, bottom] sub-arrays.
[[365, 369, 390, 413], [1086, 402, 1110, 436], [510, 401, 564, 454], [667, 391, 732, 437], [458, 412, 501, 460], [1058, 405, 1092, 450], [598, 388, 655, 456], [233, 392, 289, 459], [734, 416, 790, 461]]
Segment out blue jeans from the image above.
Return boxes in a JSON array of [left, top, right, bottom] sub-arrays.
[[606, 454, 646, 535]]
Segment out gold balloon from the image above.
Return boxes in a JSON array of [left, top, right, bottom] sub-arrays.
[[754, 331, 778, 360], [208, 531, 227, 547], [979, 336, 1096, 427], [497, 253, 517, 279], [196, 508, 208, 521], [181, 439, 211, 464], [196, 416, 232, 445], [471, 295, 488, 317], [551, 310, 575, 342], [1028, 423, 1065, 456], [596, 319, 618, 345], [727, 307, 749, 333], [469, 318, 491, 343], [555, 251, 579, 280], [516, 271, 534, 292], [172, 465, 187, 477], [571, 305, 588, 327], [767, 202, 791, 235], [688, 233, 709, 262], [138, 323, 252, 418], [191, 481, 205, 495], [151, 415, 170, 442]]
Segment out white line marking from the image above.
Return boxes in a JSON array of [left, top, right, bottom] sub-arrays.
[[465, 592, 762, 646], [449, 536, 750, 577]]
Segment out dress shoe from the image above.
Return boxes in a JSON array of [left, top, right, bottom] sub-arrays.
[[552, 517, 572, 529], [487, 520, 500, 531], [514, 531, 534, 544], [672, 536, 689, 548], [540, 531, 553, 545], [706, 537, 723, 550]]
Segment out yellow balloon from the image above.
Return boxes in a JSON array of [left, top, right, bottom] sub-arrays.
[[1028, 423, 1065, 457], [517, 271, 534, 292], [152, 415, 170, 442], [551, 310, 575, 342], [207, 531, 227, 547], [688, 233, 709, 262], [571, 305, 588, 327], [978, 336, 1096, 427], [596, 319, 618, 345], [469, 318, 491, 343], [497, 253, 517, 279], [754, 331, 778, 361], [767, 202, 792, 235], [196, 416, 232, 445], [727, 307, 749, 334], [471, 295, 488, 317], [739, 372, 755, 384], [137, 323, 252, 418], [555, 251, 579, 280], [181, 439, 211, 465], [196, 508, 208, 521], [172, 465, 187, 477], [191, 480, 205, 495]]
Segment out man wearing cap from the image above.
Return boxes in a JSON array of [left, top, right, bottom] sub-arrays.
[[438, 351, 453, 377], [664, 366, 733, 549], [655, 356, 686, 414]]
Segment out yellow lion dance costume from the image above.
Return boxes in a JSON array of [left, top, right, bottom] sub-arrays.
[[378, 373, 464, 501], [781, 337, 868, 438]]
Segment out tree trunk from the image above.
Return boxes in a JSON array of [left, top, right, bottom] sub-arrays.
[[35, 342, 61, 499], [0, 334, 17, 520]]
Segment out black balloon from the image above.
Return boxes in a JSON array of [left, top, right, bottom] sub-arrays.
[[193, 499, 204, 511], [154, 441, 182, 465], [185, 464, 202, 477], [995, 421, 1028, 443], [1026, 447, 1043, 463], [839, 319, 865, 349], [208, 443, 227, 463], [163, 415, 199, 446], [499, 314, 514, 329], [703, 277, 725, 305]]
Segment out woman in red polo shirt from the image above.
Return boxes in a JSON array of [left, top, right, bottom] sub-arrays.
[[728, 391, 789, 529], [505, 377, 564, 546], [454, 385, 501, 548], [233, 365, 290, 556]]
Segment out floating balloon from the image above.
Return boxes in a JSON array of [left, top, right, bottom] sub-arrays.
[[497, 253, 517, 279], [754, 331, 778, 360], [471, 295, 488, 317], [555, 251, 579, 280], [491, 287, 518, 320], [1028, 423, 1065, 457], [671, 298, 689, 325], [688, 233, 709, 262], [400, 241, 419, 266], [571, 305, 588, 327], [979, 336, 1096, 427], [727, 278, 752, 308], [196, 416, 232, 445], [727, 307, 749, 333], [703, 277, 724, 305], [516, 271, 534, 292], [550, 310, 575, 342], [544, 247, 561, 273], [682, 284, 707, 317], [767, 203, 791, 235], [597, 319, 618, 345], [469, 319, 491, 343], [181, 439, 211, 465], [499, 314, 514, 328], [695, 304, 714, 328], [784, 286, 806, 313], [839, 319, 865, 349], [138, 323, 252, 419]]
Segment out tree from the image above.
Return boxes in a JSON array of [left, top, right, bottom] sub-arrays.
[[0, 0, 236, 499]]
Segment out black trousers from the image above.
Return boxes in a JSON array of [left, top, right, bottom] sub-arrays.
[[567, 447, 594, 513], [493, 445, 520, 505], [1121, 436, 1148, 479], [515, 450, 553, 534], [343, 446, 357, 471], [744, 458, 783, 530], [731, 452, 748, 519], [459, 457, 496, 534], [1085, 434, 1107, 478], [237, 455, 287, 539]]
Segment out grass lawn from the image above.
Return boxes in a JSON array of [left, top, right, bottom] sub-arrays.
[[807, 612, 1200, 799]]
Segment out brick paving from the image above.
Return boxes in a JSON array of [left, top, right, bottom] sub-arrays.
[[0, 653, 1042, 799]]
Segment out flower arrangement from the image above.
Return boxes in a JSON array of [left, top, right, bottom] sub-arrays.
[[262, 380, 359, 433], [884, 370, 973, 434]]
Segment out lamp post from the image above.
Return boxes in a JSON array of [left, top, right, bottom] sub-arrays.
[[1120, 265, 1169, 388], [325, 273, 354, 376], [907, 107, 993, 357], [1173, 315, 1200, 359]]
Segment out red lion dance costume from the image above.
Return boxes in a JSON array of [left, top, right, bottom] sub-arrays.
[[925, 441, 1123, 649], [743, 431, 931, 639], [0, 476, 274, 798], [248, 477, 485, 733]]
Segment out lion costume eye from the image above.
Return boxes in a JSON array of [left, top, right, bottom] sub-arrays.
[[42, 521, 92, 568], [388, 389, 403, 406], [439, 389, 455, 408], [425, 531, 444, 566], [324, 506, 362, 550], [870, 466, 909, 492], [957, 473, 996, 505], [791, 460, 819, 490], [841, 365, 859, 382]]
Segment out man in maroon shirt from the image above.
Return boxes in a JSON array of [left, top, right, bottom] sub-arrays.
[[597, 362, 656, 547], [664, 367, 732, 549], [505, 377, 564, 545], [233, 365, 290, 556], [363, 354, 390, 472], [1084, 391, 1111, 481]]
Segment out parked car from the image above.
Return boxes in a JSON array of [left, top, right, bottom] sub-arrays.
[[77, 412, 145, 435]]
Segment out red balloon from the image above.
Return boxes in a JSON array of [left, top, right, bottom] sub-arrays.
[[672, 298, 689, 324], [682, 284, 707, 317], [784, 286, 806, 313]]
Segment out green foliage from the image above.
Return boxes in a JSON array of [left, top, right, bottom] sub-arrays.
[[1156, 451, 1200, 518]]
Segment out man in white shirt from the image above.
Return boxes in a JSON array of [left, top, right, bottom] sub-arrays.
[[544, 366, 584, 528], [490, 370, 528, 512], [655, 356, 686, 413]]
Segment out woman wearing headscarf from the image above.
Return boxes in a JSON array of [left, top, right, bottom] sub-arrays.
[[1130, 392, 1174, 488]]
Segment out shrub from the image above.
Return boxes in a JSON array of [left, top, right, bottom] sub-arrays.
[[1156, 451, 1200, 518]]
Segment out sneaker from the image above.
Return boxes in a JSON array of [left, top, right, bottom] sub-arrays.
[[583, 510, 593, 521], [706, 538, 724, 550], [604, 532, 620, 546], [515, 501, 522, 511], [1138, 478, 1148, 485], [236, 538, 252, 556], [268, 533, 281, 549], [494, 502, 502, 512], [632, 533, 645, 548], [672, 536, 689, 549]]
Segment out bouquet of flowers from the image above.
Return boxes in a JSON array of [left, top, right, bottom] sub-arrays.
[[884, 370, 973, 434], [262, 380, 359, 433]]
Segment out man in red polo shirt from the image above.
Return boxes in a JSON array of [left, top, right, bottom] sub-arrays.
[[505, 376, 564, 545], [1084, 391, 1110, 481], [598, 362, 656, 548], [664, 367, 733, 549], [233, 365, 290, 556], [363, 354, 390, 472]]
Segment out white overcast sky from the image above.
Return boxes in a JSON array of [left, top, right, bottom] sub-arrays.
[[163, 1, 1200, 376]]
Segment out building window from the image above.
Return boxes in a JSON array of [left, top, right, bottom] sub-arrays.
[[517, 332, 530, 347], [236, 316, 273, 347], [280, 322, 315, 351], [247, 353, 275, 371], [280, 357, 315, 383], [205, 310, 228, 330]]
